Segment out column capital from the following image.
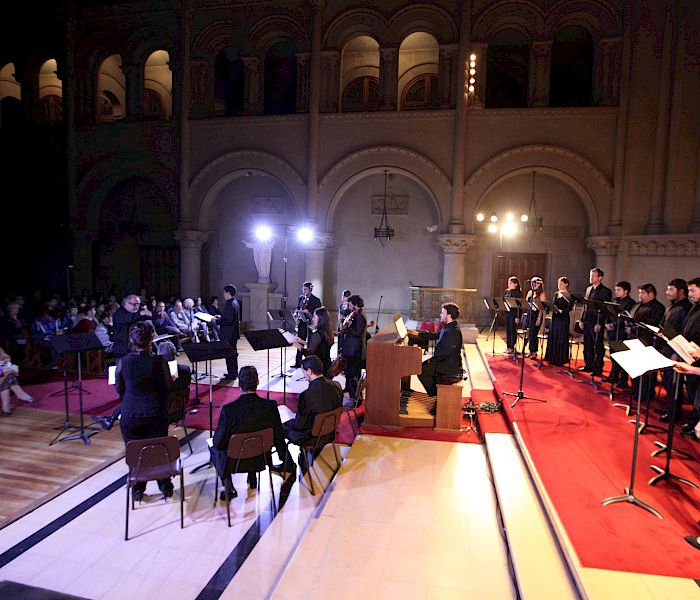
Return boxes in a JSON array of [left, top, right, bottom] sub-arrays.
[[436, 234, 475, 254], [586, 235, 620, 256], [174, 229, 209, 248], [306, 232, 335, 251], [532, 40, 553, 56]]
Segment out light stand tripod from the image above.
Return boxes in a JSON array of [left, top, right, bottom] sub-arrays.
[[502, 286, 546, 408], [602, 345, 671, 519]]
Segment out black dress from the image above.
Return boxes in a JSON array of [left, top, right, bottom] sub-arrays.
[[503, 289, 523, 351], [545, 292, 571, 366], [299, 330, 333, 377]]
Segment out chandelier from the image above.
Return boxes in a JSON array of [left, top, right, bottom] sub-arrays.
[[374, 169, 395, 245], [524, 170, 543, 233]]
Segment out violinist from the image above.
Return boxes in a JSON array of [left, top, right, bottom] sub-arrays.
[[292, 307, 335, 377], [292, 282, 321, 369], [338, 294, 367, 398]]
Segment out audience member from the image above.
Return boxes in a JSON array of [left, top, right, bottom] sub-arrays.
[[0, 346, 33, 415]]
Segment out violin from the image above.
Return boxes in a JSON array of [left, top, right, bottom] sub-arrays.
[[340, 308, 357, 334]]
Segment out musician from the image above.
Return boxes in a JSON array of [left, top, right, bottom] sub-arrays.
[[220, 284, 240, 381], [292, 306, 334, 377], [630, 283, 666, 403], [339, 294, 367, 399], [577, 267, 612, 376], [335, 289, 350, 329], [503, 276, 522, 354], [679, 278, 700, 438], [525, 277, 546, 359], [292, 282, 321, 369], [544, 277, 571, 366], [603, 281, 637, 387], [415, 302, 463, 397]]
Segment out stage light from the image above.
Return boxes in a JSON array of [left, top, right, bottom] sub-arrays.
[[502, 222, 517, 236], [296, 226, 314, 243], [476, 213, 484, 222], [490, 213, 498, 222], [470, 53, 476, 61], [255, 225, 272, 241], [506, 212, 514, 222], [521, 214, 529, 222], [487, 223, 498, 234]]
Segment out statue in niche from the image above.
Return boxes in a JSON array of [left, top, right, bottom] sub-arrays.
[[243, 238, 276, 283]]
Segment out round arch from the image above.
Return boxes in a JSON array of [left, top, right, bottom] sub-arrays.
[[190, 149, 307, 230], [192, 20, 244, 58], [319, 145, 451, 232], [249, 15, 307, 54], [463, 144, 613, 236], [547, 0, 619, 35], [387, 4, 459, 45], [472, 0, 546, 40], [126, 25, 178, 66], [76, 153, 175, 232], [324, 8, 387, 49]]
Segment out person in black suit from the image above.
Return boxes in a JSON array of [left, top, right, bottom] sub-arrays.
[[415, 302, 464, 397], [293, 282, 322, 368], [284, 355, 343, 446], [210, 366, 292, 499], [338, 294, 367, 398], [503, 276, 523, 354], [603, 281, 637, 387], [116, 321, 174, 502], [220, 284, 240, 381], [680, 278, 700, 437], [576, 267, 612, 376]]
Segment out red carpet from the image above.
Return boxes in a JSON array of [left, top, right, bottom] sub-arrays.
[[18, 374, 358, 445], [488, 355, 700, 579]]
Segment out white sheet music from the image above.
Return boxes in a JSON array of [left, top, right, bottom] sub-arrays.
[[108, 365, 116, 385], [612, 345, 675, 379], [168, 360, 178, 378], [278, 404, 296, 422], [667, 334, 699, 364], [194, 312, 216, 323], [280, 330, 298, 344], [623, 339, 646, 351]]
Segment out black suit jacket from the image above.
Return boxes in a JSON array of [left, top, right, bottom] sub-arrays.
[[291, 376, 343, 435], [211, 392, 285, 474], [427, 320, 463, 375], [340, 309, 367, 358], [581, 283, 613, 324], [112, 307, 149, 358], [220, 298, 240, 342]]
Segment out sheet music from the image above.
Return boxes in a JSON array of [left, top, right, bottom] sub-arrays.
[[623, 339, 646, 351], [108, 365, 116, 385], [667, 334, 698, 364], [168, 360, 178, 378], [206, 436, 213, 448], [612, 346, 675, 379], [280, 330, 298, 344], [277, 404, 296, 422], [194, 312, 216, 323]]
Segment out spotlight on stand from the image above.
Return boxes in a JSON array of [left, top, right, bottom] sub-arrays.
[[255, 225, 273, 241], [296, 226, 314, 244]]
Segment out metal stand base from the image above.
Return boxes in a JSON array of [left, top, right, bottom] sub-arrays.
[[630, 419, 666, 435], [503, 390, 547, 408], [648, 465, 698, 488], [50, 427, 100, 446], [190, 461, 213, 474], [601, 488, 663, 519], [651, 440, 695, 461]]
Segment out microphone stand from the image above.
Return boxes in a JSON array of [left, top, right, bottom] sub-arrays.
[[375, 295, 383, 334], [502, 285, 546, 408]]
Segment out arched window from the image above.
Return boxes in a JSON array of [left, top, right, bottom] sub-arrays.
[[342, 76, 379, 112], [144, 50, 172, 119], [549, 27, 594, 107], [38, 59, 62, 123], [340, 36, 379, 113], [0, 63, 22, 128], [215, 45, 245, 116], [264, 41, 297, 115], [398, 32, 439, 110], [485, 29, 529, 108], [97, 54, 125, 122]]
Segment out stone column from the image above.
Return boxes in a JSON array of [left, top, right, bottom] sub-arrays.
[[122, 63, 144, 120], [306, 1, 324, 218], [242, 56, 262, 115], [304, 232, 334, 305], [379, 47, 398, 111], [174, 230, 209, 297], [320, 50, 340, 112], [529, 41, 552, 107], [244, 282, 278, 330], [295, 52, 310, 113], [598, 37, 622, 106], [691, 146, 700, 233], [437, 235, 475, 289], [586, 236, 621, 282], [438, 44, 457, 108]]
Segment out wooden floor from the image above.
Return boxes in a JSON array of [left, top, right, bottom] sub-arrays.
[[0, 407, 126, 527]]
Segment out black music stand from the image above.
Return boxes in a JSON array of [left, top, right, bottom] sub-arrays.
[[49, 332, 103, 446], [557, 294, 582, 379], [483, 297, 504, 355], [503, 296, 524, 363], [502, 286, 546, 408], [534, 300, 555, 370], [244, 329, 292, 404], [268, 309, 296, 378], [183, 340, 235, 474], [609, 341, 633, 415], [602, 345, 667, 519]]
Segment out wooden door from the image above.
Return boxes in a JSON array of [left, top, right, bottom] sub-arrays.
[[491, 252, 547, 298]]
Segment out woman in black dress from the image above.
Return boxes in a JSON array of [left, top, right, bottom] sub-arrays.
[[503, 276, 523, 354], [293, 306, 334, 377], [545, 276, 572, 366], [525, 277, 547, 358], [116, 321, 173, 501]]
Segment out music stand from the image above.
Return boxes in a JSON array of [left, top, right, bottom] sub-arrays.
[[48, 332, 103, 446], [601, 344, 672, 519], [483, 297, 504, 355], [534, 300, 554, 370], [243, 329, 292, 404], [502, 288, 546, 408], [608, 341, 632, 415], [268, 309, 296, 377]]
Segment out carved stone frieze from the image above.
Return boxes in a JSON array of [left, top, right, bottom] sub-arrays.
[[436, 234, 475, 254], [586, 236, 620, 256], [625, 235, 700, 257]]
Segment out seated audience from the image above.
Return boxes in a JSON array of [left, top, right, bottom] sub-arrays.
[[1, 346, 34, 415]]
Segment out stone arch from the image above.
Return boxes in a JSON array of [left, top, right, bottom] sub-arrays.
[[472, 0, 546, 40], [547, 0, 619, 36], [319, 145, 451, 232], [192, 20, 244, 58], [190, 149, 307, 230], [324, 8, 387, 50], [249, 15, 308, 54], [387, 4, 459, 45], [463, 144, 613, 236], [76, 152, 175, 233], [126, 25, 178, 65]]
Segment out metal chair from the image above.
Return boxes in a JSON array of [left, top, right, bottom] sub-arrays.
[[287, 407, 342, 496], [214, 428, 276, 526], [342, 371, 365, 435], [166, 386, 193, 454], [124, 435, 183, 541]]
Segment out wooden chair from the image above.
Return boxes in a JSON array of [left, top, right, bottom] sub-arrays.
[[286, 407, 342, 496], [342, 371, 365, 435], [166, 386, 193, 454], [214, 428, 277, 526], [124, 435, 184, 540]]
